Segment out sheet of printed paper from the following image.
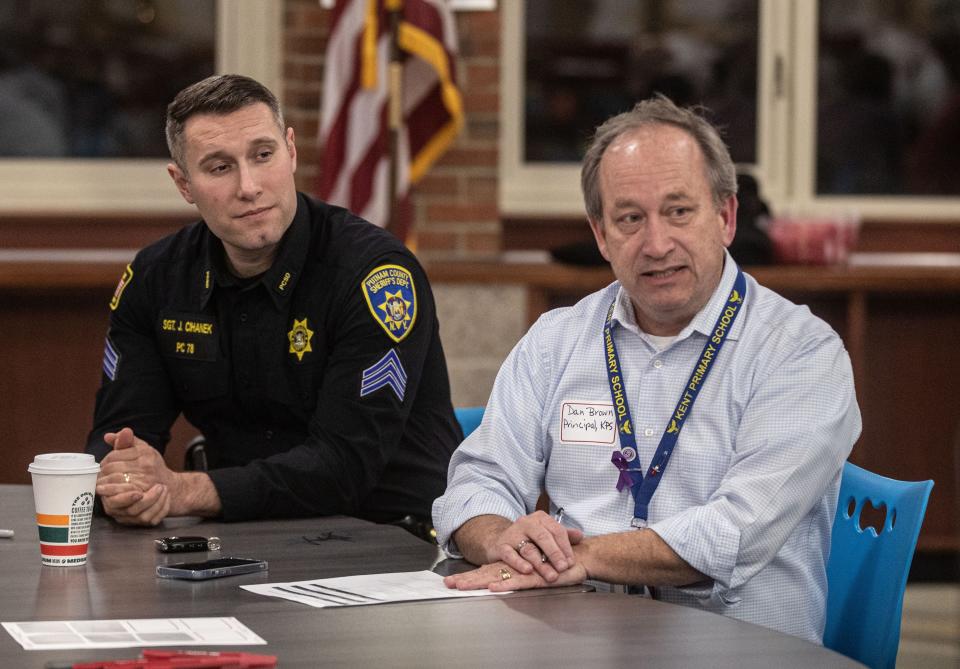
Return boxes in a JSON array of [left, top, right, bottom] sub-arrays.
[[242, 569, 510, 608], [1, 616, 266, 651]]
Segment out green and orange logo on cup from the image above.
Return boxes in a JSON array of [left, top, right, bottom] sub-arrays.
[[28, 453, 99, 567], [36, 491, 95, 564]]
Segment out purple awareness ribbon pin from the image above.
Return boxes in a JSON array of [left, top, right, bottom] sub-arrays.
[[611, 451, 637, 492]]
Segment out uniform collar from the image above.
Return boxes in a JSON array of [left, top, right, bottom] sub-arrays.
[[198, 192, 311, 310], [611, 250, 745, 342]]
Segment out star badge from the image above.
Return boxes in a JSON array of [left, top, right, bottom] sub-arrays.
[[288, 318, 314, 361]]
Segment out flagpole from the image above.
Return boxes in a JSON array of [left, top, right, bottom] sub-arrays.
[[386, 0, 403, 238]]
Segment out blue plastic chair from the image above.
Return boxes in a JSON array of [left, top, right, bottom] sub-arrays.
[[824, 461, 934, 669], [454, 406, 485, 439]]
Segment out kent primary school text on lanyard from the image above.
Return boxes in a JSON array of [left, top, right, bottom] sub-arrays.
[[604, 269, 746, 528]]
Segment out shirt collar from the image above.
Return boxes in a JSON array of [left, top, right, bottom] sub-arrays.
[[611, 250, 745, 342], [610, 286, 640, 335], [686, 250, 744, 340], [198, 193, 311, 310]]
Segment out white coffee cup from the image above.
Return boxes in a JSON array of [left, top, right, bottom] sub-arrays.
[[28, 453, 100, 566]]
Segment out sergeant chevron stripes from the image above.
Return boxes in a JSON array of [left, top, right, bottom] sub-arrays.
[[103, 336, 120, 381], [360, 349, 407, 401]]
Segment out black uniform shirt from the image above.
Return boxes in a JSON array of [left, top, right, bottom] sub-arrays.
[[87, 193, 461, 523]]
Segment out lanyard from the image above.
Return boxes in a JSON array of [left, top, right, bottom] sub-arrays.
[[604, 269, 746, 527]]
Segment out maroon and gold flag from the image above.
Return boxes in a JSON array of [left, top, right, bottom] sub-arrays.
[[318, 0, 463, 241]]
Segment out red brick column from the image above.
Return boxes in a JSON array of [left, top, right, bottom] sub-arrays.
[[282, 0, 502, 260]]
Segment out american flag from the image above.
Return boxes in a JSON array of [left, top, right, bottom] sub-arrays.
[[318, 0, 463, 240]]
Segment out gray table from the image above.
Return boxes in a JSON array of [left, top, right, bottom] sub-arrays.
[[0, 485, 862, 668]]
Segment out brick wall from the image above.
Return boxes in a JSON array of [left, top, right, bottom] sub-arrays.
[[281, 0, 502, 261]]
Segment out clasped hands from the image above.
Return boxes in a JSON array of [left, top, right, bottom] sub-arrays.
[[444, 511, 587, 592], [95, 427, 179, 526]]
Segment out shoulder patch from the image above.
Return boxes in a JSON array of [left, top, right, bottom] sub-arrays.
[[361, 264, 417, 343], [109, 264, 134, 311]]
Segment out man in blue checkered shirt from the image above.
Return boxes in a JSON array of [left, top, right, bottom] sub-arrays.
[[434, 96, 861, 643]]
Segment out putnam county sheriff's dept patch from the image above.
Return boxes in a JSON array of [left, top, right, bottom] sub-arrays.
[[361, 264, 417, 343]]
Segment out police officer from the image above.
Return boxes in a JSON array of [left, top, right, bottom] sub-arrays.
[[86, 74, 461, 537]]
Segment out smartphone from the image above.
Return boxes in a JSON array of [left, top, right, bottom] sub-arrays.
[[156, 557, 268, 580]]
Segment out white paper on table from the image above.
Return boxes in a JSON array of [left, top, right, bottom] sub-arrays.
[[241, 569, 511, 608], [1, 616, 266, 651]]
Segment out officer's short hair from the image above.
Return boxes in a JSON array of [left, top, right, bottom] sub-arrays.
[[580, 95, 737, 223], [165, 74, 285, 171]]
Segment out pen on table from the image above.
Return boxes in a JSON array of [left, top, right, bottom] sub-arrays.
[[141, 649, 276, 667], [0, 529, 14, 538]]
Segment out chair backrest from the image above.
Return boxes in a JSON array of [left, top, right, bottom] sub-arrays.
[[454, 406, 485, 439], [824, 461, 934, 669]]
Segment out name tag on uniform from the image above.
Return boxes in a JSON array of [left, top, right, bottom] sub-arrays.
[[558, 401, 616, 444], [157, 312, 218, 361]]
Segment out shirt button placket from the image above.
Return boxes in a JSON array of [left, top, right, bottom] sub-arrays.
[[647, 359, 663, 439], [235, 300, 254, 390]]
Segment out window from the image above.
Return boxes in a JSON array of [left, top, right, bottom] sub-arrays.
[[0, 0, 216, 160], [524, 0, 758, 165], [502, 0, 960, 220], [0, 0, 282, 213], [816, 0, 960, 197]]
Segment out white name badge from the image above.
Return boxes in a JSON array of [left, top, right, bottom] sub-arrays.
[[559, 401, 616, 444]]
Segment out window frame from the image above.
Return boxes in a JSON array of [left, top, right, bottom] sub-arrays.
[[0, 0, 283, 214], [500, 0, 960, 221]]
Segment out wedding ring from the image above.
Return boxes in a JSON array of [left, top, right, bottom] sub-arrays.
[[498, 568, 512, 581], [516, 539, 529, 552], [540, 553, 548, 563], [122, 472, 131, 484]]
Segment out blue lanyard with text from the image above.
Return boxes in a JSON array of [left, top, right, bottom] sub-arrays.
[[604, 269, 746, 527]]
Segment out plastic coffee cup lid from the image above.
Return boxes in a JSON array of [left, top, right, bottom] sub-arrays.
[[28, 453, 100, 475]]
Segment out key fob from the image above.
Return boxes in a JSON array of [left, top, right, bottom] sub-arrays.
[[154, 535, 221, 553]]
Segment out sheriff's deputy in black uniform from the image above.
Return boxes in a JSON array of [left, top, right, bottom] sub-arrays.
[[86, 74, 461, 537]]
